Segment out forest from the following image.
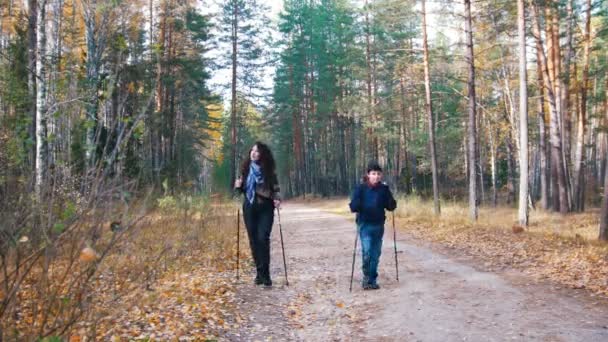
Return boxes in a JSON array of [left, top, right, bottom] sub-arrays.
[[1, 0, 608, 340]]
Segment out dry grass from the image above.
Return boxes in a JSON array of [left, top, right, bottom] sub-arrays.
[[8, 196, 249, 341], [311, 195, 608, 296], [78, 197, 250, 340]]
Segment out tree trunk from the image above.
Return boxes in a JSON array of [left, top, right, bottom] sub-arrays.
[[562, 0, 574, 168], [84, 0, 102, 169], [484, 112, 498, 207], [517, 0, 529, 226], [422, 0, 440, 215], [464, 0, 477, 221], [573, 0, 592, 211], [506, 136, 516, 204], [536, 47, 549, 209], [602, 72, 608, 240], [28, 0, 37, 178], [35, 0, 49, 197], [600, 165, 608, 241], [364, 0, 376, 161], [48, 0, 64, 167], [530, 1, 569, 213], [503, 95, 517, 204], [230, 0, 238, 188], [289, 63, 304, 196]]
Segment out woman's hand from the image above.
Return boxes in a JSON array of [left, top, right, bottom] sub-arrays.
[[234, 177, 243, 189], [273, 199, 281, 209]]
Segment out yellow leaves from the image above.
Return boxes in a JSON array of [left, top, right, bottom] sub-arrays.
[[335, 301, 345, 309], [203, 103, 224, 162], [127, 82, 136, 93]]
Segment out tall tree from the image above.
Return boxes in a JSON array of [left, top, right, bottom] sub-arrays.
[[573, 0, 593, 211], [218, 0, 270, 189], [35, 0, 48, 197], [464, 0, 478, 221], [27, 0, 37, 177], [81, 0, 111, 169], [536, 46, 549, 210], [421, 0, 440, 215], [517, 0, 528, 225], [530, 0, 569, 214]]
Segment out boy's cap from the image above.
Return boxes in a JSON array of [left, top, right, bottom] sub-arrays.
[[367, 161, 382, 173]]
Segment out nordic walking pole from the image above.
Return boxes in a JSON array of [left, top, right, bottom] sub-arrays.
[[392, 211, 399, 282], [277, 208, 289, 286], [349, 229, 358, 292], [233, 173, 242, 282], [236, 208, 240, 281]]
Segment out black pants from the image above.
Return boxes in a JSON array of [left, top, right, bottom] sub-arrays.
[[243, 197, 274, 280]]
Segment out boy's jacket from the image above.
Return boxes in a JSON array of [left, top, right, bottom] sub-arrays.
[[349, 182, 397, 224]]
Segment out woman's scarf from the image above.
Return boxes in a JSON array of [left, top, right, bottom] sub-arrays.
[[246, 161, 264, 204]]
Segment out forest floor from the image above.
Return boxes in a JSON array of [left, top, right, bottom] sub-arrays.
[[71, 199, 608, 341]]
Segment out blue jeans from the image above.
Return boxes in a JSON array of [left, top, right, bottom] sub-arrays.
[[358, 222, 384, 285]]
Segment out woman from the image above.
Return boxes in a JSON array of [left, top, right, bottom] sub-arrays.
[[234, 142, 281, 287]]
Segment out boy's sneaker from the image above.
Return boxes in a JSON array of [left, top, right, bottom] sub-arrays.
[[254, 276, 263, 285], [362, 283, 372, 290], [369, 283, 380, 290], [262, 277, 272, 287]]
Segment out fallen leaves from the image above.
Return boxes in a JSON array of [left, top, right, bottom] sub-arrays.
[[62, 202, 248, 340], [398, 209, 608, 297], [84, 269, 238, 341]]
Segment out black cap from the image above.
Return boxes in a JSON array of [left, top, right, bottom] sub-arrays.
[[367, 161, 382, 173]]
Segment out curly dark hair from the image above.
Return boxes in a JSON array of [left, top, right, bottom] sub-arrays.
[[240, 142, 277, 185]]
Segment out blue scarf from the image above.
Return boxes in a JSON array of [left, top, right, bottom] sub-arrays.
[[246, 161, 264, 204]]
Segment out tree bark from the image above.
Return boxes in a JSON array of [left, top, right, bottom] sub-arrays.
[[517, 0, 529, 226], [421, 0, 440, 215], [530, 1, 569, 213], [600, 164, 608, 240], [83, 0, 102, 169], [464, 0, 477, 221], [35, 0, 49, 197], [28, 0, 37, 178], [573, 0, 592, 211], [230, 0, 238, 188], [364, 0, 377, 161], [536, 47, 549, 209]]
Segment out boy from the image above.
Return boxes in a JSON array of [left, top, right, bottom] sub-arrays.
[[349, 162, 397, 290]]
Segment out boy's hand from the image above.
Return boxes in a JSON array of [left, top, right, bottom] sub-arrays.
[[274, 199, 281, 208], [234, 177, 243, 189]]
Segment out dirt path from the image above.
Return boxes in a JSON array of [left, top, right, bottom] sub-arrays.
[[225, 203, 608, 341]]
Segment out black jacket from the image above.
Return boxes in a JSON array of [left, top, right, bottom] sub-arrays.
[[349, 182, 397, 224]]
